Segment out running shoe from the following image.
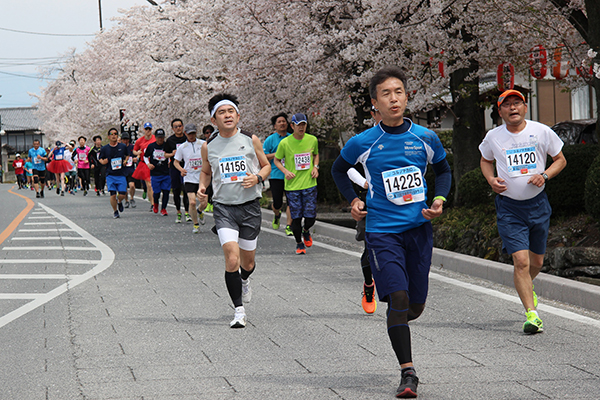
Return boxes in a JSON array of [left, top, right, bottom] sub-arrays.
[[230, 306, 246, 328], [40, 191, 44, 198], [285, 225, 293, 236], [118, 201, 124, 212], [296, 242, 306, 255], [153, 204, 158, 213], [113, 210, 120, 219], [142, 191, 147, 200], [176, 213, 182, 223], [396, 369, 419, 398], [272, 216, 280, 230], [533, 284, 538, 308], [124, 201, 130, 209], [96, 191, 100, 196], [130, 199, 136, 208], [185, 212, 192, 222], [205, 203, 213, 213], [242, 279, 252, 303], [36, 192, 40, 198], [198, 212, 206, 225], [102, 190, 106, 196], [362, 283, 377, 314], [523, 309, 543, 334], [60, 191, 64, 196], [84, 190, 88, 196], [70, 190, 74, 195], [303, 229, 313, 247], [161, 208, 168, 216], [193, 224, 200, 234], [56, 187, 60, 195]]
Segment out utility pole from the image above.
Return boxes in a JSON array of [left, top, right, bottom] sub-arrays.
[[98, 0, 103, 31]]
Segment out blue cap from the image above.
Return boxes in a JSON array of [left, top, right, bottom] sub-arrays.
[[291, 113, 307, 124], [143, 122, 153, 129]]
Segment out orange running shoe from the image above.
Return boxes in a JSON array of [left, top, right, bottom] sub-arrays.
[[362, 283, 377, 314], [302, 229, 313, 247]]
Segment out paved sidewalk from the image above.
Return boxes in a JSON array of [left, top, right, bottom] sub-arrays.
[[0, 186, 599, 399]]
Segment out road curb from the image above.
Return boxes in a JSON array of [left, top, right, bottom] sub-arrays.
[[261, 208, 600, 313]]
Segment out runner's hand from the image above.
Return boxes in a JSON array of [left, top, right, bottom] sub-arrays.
[[311, 167, 319, 179], [148, 164, 155, 170], [351, 198, 367, 221], [284, 170, 296, 180], [422, 199, 443, 220], [488, 177, 507, 194], [242, 172, 257, 188], [180, 169, 187, 177], [197, 187, 208, 210]]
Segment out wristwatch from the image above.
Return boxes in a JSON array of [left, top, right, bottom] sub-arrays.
[[541, 172, 549, 183], [256, 174, 264, 184], [314, 165, 320, 169]]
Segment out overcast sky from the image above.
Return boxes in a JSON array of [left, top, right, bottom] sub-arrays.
[[0, 0, 149, 108]]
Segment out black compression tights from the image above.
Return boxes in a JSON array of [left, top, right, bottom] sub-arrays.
[[173, 187, 189, 212], [153, 190, 170, 210], [291, 217, 316, 243], [386, 291, 426, 366]]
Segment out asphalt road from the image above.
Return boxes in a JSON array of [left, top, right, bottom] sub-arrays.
[[0, 183, 599, 400]]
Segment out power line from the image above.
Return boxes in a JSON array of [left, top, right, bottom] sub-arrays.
[[0, 26, 95, 37], [0, 71, 57, 80]]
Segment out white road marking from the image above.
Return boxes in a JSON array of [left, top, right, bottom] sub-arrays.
[[0, 274, 71, 279], [0, 203, 115, 329], [19, 228, 75, 232], [0, 294, 45, 300], [0, 259, 98, 264], [261, 225, 600, 329], [23, 222, 66, 225], [27, 216, 56, 219], [10, 237, 87, 241], [2, 246, 99, 251]]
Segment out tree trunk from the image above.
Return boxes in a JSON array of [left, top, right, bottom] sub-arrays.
[[449, 59, 485, 204], [586, 0, 600, 130]]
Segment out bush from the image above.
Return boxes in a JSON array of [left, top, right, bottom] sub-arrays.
[[457, 167, 495, 208], [547, 144, 598, 216], [317, 158, 343, 204], [585, 152, 600, 221]]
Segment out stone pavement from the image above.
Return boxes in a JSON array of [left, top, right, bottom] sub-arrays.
[[0, 184, 599, 399]]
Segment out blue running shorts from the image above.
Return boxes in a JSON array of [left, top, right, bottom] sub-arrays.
[[365, 222, 433, 304], [106, 175, 127, 193], [495, 191, 551, 255], [285, 186, 317, 220], [151, 175, 171, 192]]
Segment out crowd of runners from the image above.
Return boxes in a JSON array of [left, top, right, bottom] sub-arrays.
[[13, 66, 566, 399]]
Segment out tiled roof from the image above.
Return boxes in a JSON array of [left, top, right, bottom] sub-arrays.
[[0, 107, 41, 132]]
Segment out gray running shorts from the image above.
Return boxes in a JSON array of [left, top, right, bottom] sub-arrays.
[[213, 199, 262, 241]]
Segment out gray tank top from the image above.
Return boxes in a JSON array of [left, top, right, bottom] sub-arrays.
[[207, 129, 262, 205]]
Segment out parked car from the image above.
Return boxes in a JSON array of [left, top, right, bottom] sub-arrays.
[[551, 119, 597, 145]]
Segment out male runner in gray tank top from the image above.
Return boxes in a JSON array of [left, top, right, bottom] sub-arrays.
[[197, 93, 271, 328]]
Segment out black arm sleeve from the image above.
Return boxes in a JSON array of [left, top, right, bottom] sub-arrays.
[[331, 156, 359, 204], [431, 158, 452, 199], [71, 151, 77, 161]]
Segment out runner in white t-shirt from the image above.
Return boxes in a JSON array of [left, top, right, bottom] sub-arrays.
[[479, 89, 566, 334], [174, 123, 206, 233]]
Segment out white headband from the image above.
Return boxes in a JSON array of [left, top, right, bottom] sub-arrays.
[[210, 100, 239, 118]]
